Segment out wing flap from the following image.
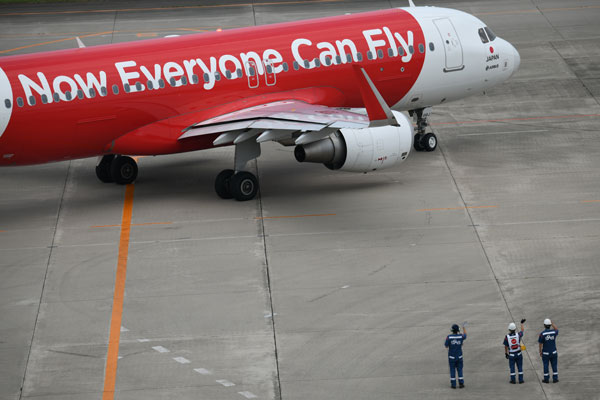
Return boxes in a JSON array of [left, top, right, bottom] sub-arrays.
[[178, 100, 370, 144]]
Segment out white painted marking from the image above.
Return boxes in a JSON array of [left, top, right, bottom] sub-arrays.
[[118, 356, 123, 359], [238, 391, 258, 399], [173, 356, 191, 364], [152, 346, 170, 353], [216, 379, 235, 387], [194, 368, 212, 375], [137, 338, 150, 343], [457, 129, 547, 137], [120, 326, 129, 332], [341, 285, 350, 289], [264, 313, 277, 318]]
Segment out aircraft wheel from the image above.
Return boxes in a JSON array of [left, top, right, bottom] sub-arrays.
[[229, 171, 259, 201], [110, 155, 138, 185], [413, 134, 425, 151], [422, 133, 437, 152], [96, 155, 115, 183], [215, 169, 234, 199]]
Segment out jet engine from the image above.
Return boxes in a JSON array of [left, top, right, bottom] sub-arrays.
[[294, 111, 413, 172]]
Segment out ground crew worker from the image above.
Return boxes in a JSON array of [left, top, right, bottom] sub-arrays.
[[445, 322, 467, 388], [538, 319, 559, 383], [504, 319, 526, 384]]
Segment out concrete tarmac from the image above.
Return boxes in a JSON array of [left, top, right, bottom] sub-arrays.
[[1, 0, 600, 399]]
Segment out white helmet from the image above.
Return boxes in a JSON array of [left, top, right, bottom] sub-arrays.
[[508, 322, 516, 331], [544, 318, 552, 326]]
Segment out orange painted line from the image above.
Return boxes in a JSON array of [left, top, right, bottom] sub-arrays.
[[418, 206, 497, 212], [91, 221, 170, 228], [136, 33, 158, 37], [256, 213, 336, 220], [0, 31, 112, 54], [0, 0, 345, 16], [102, 184, 135, 400], [432, 114, 600, 126]]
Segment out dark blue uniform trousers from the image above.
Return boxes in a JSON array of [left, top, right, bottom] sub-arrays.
[[508, 352, 524, 383], [542, 353, 558, 382], [448, 357, 464, 387]]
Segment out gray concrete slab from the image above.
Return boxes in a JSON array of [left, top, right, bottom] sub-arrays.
[[1, 1, 600, 400]]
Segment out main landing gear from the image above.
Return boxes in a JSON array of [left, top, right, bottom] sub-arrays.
[[95, 154, 138, 185], [214, 139, 261, 201], [410, 107, 437, 152]]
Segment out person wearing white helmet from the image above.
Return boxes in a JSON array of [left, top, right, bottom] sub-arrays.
[[503, 318, 526, 384], [538, 318, 559, 383]]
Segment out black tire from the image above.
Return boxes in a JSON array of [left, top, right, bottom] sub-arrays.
[[422, 133, 437, 152], [229, 171, 259, 201], [110, 155, 138, 185], [95, 155, 115, 183], [215, 169, 234, 199], [413, 134, 424, 151]]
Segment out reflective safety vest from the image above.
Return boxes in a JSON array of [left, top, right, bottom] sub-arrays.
[[506, 333, 521, 353]]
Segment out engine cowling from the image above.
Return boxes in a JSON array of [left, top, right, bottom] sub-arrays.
[[294, 111, 413, 172]]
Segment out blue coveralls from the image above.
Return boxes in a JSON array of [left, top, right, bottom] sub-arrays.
[[504, 331, 524, 383], [445, 332, 466, 387], [538, 328, 559, 382]]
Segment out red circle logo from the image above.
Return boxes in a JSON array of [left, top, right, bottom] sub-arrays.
[[490, 46, 494, 53], [511, 339, 517, 344]]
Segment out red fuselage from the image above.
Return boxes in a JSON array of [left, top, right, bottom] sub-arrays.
[[0, 9, 425, 166]]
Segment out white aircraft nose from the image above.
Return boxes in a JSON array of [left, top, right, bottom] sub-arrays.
[[511, 44, 521, 75]]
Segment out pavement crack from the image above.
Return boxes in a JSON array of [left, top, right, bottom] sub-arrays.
[[254, 160, 283, 400], [18, 161, 71, 400]]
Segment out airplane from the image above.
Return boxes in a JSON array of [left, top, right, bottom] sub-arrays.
[[0, 3, 520, 201]]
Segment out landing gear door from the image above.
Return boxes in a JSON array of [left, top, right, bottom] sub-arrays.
[[433, 18, 464, 72]]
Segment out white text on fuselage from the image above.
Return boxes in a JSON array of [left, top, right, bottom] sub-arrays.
[[17, 27, 415, 104]]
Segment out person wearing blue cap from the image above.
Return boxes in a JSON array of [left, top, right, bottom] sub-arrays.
[[538, 318, 559, 383], [445, 322, 467, 388]]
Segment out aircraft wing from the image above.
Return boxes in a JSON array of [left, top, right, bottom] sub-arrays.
[[178, 100, 370, 146]]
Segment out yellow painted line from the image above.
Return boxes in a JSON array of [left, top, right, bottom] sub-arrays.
[[102, 184, 135, 400], [582, 200, 600, 203], [136, 33, 158, 37], [0, 0, 346, 16], [417, 206, 497, 212], [0, 31, 112, 54], [256, 213, 336, 220], [91, 221, 170, 228]]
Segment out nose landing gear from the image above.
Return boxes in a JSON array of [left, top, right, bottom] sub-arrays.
[[410, 107, 437, 152]]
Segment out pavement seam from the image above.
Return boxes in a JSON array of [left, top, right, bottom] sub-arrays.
[[18, 161, 71, 400], [255, 160, 283, 400], [437, 141, 549, 399]]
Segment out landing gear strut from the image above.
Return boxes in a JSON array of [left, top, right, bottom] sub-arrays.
[[410, 107, 437, 152], [215, 139, 260, 201], [95, 154, 138, 185]]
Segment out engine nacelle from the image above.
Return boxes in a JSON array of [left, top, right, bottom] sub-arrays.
[[294, 111, 413, 172]]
